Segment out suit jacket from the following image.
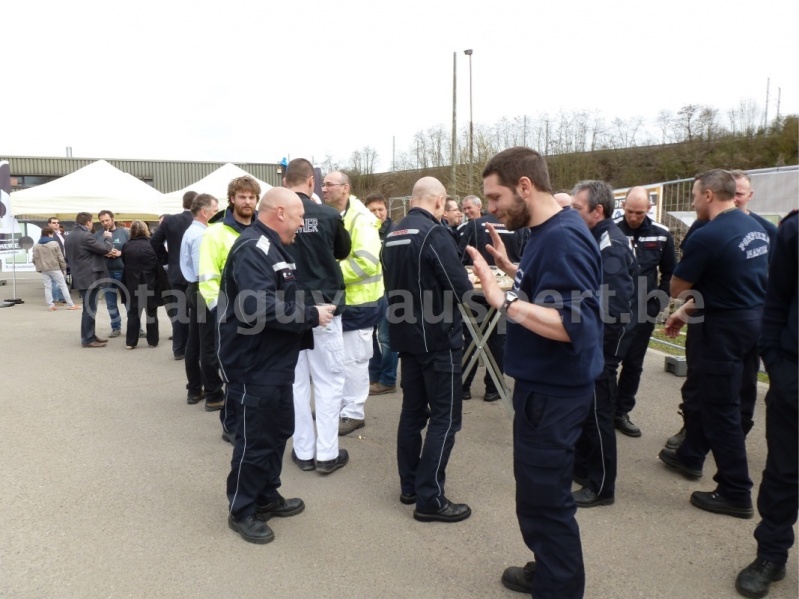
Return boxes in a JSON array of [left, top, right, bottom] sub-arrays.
[[64, 224, 112, 290], [151, 210, 193, 285]]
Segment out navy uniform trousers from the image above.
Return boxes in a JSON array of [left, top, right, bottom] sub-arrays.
[[615, 319, 656, 416], [514, 380, 593, 599], [574, 325, 625, 499], [397, 350, 463, 512], [226, 383, 294, 521], [754, 354, 798, 565], [676, 309, 761, 504]]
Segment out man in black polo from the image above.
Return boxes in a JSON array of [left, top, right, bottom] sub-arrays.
[[614, 186, 676, 437], [659, 169, 768, 519], [151, 191, 196, 360]]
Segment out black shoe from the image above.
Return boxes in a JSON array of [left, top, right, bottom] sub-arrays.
[[573, 474, 590, 488], [400, 493, 417, 505], [227, 514, 274, 544], [735, 558, 786, 598], [221, 430, 235, 444], [413, 501, 471, 523], [316, 449, 349, 475], [501, 562, 536, 593], [256, 495, 305, 521], [690, 491, 753, 519], [462, 389, 472, 400], [187, 391, 204, 405], [573, 486, 615, 508], [292, 449, 316, 472], [205, 398, 224, 412], [174, 353, 185, 361], [484, 391, 501, 402], [139, 329, 146, 338], [658, 448, 702, 480], [665, 425, 686, 450], [614, 413, 641, 437]]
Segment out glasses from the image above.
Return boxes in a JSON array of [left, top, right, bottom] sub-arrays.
[[321, 182, 346, 188]]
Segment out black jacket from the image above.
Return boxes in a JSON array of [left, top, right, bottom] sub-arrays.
[[457, 213, 528, 265], [121, 237, 169, 309], [591, 218, 638, 345], [151, 210, 193, 285], [615, 215, 676, 317], [382, 207, 473, 353], [283, 192, 351, 312], [217, 220, 317, 387]]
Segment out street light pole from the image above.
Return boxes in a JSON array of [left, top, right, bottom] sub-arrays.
[[464, 49, 473, 193], [451, 51, 457, 198]]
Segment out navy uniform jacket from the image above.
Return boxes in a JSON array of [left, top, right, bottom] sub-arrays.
[[590, 218, 638, 335], [382, 207, 473, 354], [151, 210, 193, 285], [615, 215, 676, 317], [217, 220, 317, 387], [458, 213, 528, 265]]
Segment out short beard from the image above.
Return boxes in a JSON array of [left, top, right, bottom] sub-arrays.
[[503, 191, 531, 231]]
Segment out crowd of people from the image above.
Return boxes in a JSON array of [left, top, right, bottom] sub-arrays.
[[32, 149, 796, 599]]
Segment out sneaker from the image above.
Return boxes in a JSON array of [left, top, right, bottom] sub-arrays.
[[369, 382, 396, 395], [316, 449, 349, 475], [614, 413, 641, 437], [462, 389, 472, 400], [690, 490, 753, 519], [484, 391, 501, 402], [109, 329, 121, 338], [227, 514, 274, 544], [139, 329, 146, 338], [187, 391, 204, 405], [735, 558, 786, 598], [501, 562, 536, 593], [338, 417, 365, 436], [125, 345, 135, 350]]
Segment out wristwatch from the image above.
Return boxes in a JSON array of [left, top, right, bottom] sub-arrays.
[[501, 291, 519, 314]]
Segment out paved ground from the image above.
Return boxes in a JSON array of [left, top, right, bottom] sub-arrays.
[[1, 272, 796, 599]]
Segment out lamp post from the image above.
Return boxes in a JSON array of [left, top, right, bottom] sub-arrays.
[[464, 49, 473, 193], [451, 52, 457, 198]]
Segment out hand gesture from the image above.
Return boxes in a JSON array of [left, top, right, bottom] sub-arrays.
[[103, 230, 112, 239], [484, 223, 517, 277], [315, 304, 336, 328], [465, 247, 504, 310], [663, 309, 687, 339]]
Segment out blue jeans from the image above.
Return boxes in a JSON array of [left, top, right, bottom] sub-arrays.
[[102, 270, 123, 331], [368, 318, 398, 387], [51, 279, 65, 302]]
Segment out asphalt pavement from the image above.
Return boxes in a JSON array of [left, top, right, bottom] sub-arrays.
[[1, 273, 796, 598]]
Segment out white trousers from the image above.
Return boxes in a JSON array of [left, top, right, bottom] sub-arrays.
[[292, 315, 345, 461], [340, 328, 374, 420], [42, 270, 73, 308]]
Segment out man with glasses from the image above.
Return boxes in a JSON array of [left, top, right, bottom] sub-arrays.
[[322, 172, 384, 437]]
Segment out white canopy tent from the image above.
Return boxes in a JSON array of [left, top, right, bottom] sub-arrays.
[[10, 160, 163, 220], [159, 163, 273, 214]]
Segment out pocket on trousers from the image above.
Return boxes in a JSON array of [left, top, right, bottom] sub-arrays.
[[317, 328, 345, 373], [350, 328, 374, 362], [515, 446, 571, 507]]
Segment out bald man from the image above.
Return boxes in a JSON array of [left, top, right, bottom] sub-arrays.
[[613, 187, 675, 437], [554, 192, 572, 208], [382, 176, 474, 523], [219, 187, 336, 544]]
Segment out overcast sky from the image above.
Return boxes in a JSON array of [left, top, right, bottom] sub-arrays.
[[4, 0, 797, 176]]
